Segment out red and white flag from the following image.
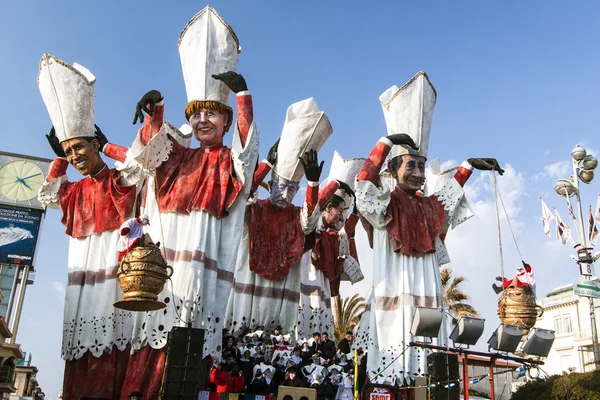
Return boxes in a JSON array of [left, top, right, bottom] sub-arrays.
[[540, 198, 554, 238], [564, 189, 576, 220], [594, 194, 600, 224], [588, 204, 599, 242], [554, 208, 572, 245]]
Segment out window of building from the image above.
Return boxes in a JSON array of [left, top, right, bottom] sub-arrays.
[[553, 314, 573, 336]]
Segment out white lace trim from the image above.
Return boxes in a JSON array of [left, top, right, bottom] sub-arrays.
[[301, 203, 321, 235], [231, 121, 259, 192], [435, 179, 474, 229], [114, 148, 146, 188], [355, 179, 390, 215], [131, 124, 173, 170], [38, 174, 67, 210]]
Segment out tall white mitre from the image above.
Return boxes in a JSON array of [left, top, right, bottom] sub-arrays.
[[324, 151, 366, 220], [380, 70, 437, 159], [273, 98, 333, 182], [37, 53, 96, 142], [178, 6, 241, 107]]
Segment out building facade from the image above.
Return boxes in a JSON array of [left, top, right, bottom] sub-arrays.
[[534, 280, 600, 375]]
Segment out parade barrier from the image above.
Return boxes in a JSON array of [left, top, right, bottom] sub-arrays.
[[198, 392, 275, 400], [277, 386, 317, 400]]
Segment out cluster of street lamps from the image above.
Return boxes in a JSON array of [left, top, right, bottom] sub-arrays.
[[553, 144, 599, 369]]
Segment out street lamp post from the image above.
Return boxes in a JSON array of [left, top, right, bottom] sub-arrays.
[[555, 144, 599, 369]]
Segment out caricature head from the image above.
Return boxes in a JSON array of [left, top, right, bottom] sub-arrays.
[[269, 170, 300, 210], [322, 195, 346, 231], [388, 154, 426, 195], [185, 100, 233, 148], [60, 136, 105, 176]]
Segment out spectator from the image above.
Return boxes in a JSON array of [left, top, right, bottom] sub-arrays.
[[283, 366, 308, 387], [271, 326, 283, 345], [239, 350, 255, 388], [310, 332, 321, 353], [128, 391, 143, 400], [319, 332, 336, 363], [210, 361, 232, 393], [337, 331, 353, 355], [2, 357, 15, 367], [290, 348, 303, 366], [337, 353, 353, 373], [228, 365, 246, 393]]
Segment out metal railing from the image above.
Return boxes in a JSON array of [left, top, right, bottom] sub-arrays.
[[0, 365, 15, 385]]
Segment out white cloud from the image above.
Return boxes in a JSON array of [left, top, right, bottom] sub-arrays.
[[51, 281, 65, 299], [543, 161, 571, 179]]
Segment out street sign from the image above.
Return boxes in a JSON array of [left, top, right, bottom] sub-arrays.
[[574, 279, 600, 299], [580, 263, 594, 276]]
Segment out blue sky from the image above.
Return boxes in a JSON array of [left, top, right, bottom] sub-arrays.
[[1, 1, 600, 398]]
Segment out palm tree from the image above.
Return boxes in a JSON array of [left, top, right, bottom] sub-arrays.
[[332, 293, 366, 342], [440, 266, 479, 324]]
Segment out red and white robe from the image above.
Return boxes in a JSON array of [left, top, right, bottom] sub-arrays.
[[130, 91, 258, 360], [353, 137, 473, 384], [225, 161, 320, 336], [297, 181, 344, 339], [38, 143, 148, 399]]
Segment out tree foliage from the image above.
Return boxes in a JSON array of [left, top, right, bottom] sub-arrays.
[[511, 370, 600, 400], [332, 293, 366, 342], [440, 266, 479, 323]]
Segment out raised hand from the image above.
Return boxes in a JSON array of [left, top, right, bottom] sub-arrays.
[[46, 126, 66, 158], [132, 90, 163, 124], [387, 133, 419, 151], [495, 276, 503, 282], [336, 180, 355, 198], [299, 150, 324, 182], [94, 124, 108, 151], [212, 71, 248, 93], [467, 158, 505, 175], [267, 138, 280, 166]]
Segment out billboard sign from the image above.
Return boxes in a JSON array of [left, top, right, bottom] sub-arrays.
[[0, 205, 44, 266]]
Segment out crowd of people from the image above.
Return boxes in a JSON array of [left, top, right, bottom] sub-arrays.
[[208, 329, 358, 400]]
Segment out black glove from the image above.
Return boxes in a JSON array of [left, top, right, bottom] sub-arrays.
[[94, 124, 108, 151], [467, 158, 505, 175], [387, 133, 419, 151], [495, 276, 503, 282], [336, 180, 355, 198], [212, 72, 248, 93], [46, 126, 66, 158], [132, 90, 163, 124], [267, 139, 280, 166], [300, 150, 324, 182]]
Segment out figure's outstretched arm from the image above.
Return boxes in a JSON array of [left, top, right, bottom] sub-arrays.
[[213, 72, 251, 148], [356, 137, 392, 184], [456, 158, 504, 186]]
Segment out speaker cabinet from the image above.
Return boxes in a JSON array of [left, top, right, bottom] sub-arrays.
[[277, 386, 317, 400], [426, 353, 459, 400], [160, 327, 207, 400]]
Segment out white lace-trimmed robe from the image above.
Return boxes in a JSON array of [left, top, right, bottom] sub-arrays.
[[354, 138, 474, 384], [297, 250, 334, 339], [129, 93, 259, 357], [38, 147, 145, 361]]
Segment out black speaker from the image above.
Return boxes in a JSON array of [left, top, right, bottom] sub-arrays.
[[160, 327, 208, 400], [426, 353, 459, 400]]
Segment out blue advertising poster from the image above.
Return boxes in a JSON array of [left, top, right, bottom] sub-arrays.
[[0, 205, 44, 266]]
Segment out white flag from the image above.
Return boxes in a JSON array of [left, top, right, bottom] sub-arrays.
[[540, 197, 554, 238], [554, 208, 571, 245], [595, 194, 600, 224]]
